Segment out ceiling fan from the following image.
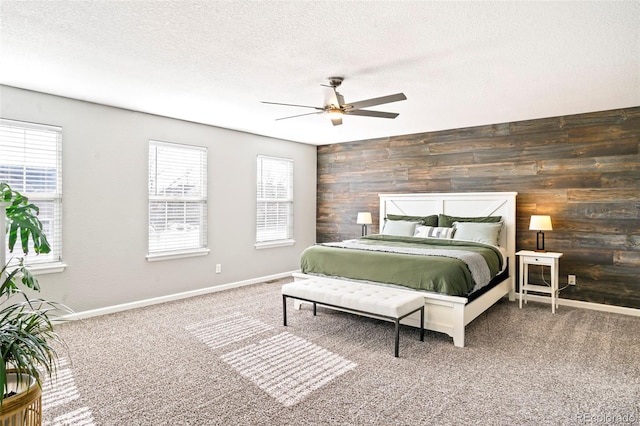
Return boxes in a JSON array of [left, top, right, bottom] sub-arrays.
[[261, 77, 407, 126]]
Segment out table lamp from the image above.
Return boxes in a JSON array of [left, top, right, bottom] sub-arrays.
[[356, 212, 372, 236], [529, 215, 552, 252]]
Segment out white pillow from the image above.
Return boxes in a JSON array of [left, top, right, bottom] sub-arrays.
[[414, 225, 455, 239], [381, 220, 419, 237], [452, 222, 503, 246]]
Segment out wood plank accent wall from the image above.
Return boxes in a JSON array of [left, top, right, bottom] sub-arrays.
[[317, 107, 640, 309]]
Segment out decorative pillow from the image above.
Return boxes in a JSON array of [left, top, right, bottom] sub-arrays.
[[438, 214, 502, 227], [452, 222, 503, 246], [387, 214, 438, 226], [381, 220, 420, 237], [414, 225, 455, 239]]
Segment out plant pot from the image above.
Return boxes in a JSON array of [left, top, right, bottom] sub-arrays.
[[0, 372, 42, 426]]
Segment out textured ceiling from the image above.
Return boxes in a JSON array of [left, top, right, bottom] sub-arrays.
[[1, 1, 639, 145]]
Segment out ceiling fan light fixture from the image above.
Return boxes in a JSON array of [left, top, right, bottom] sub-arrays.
[[326, 108, 344, 119]]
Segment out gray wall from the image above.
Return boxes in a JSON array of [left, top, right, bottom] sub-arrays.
[[0, 85, 317, 312]]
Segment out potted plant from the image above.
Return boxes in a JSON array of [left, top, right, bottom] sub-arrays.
[[0, 182, 69, 424]]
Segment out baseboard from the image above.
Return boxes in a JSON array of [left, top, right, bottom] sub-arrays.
[[63, 270, 298, 321], [521, 294, 640, 317]]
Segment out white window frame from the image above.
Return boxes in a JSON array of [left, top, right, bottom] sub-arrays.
[[0, 118, 66, 274], [147, 140, 208, 261], [255, 155, 294, 249]]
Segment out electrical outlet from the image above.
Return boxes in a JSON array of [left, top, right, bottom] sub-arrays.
[[216, 264, 222, 274], [568, 274, 576, 285]]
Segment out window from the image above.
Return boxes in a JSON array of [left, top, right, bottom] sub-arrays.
[[256, 155, 294, 248], [148, 140, 207, 260], [0, 118, 63, 270]]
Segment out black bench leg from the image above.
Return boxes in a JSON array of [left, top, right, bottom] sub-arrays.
[[283, 295, 287, 326], [394, 319, 400, 358], [420, 306, 424, 341], [313, 302, 317, 316]]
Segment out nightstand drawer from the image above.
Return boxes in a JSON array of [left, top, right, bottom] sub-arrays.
[[524, 255, 554, 266]]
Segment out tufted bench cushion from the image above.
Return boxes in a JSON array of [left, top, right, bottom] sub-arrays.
[[282, 278, 425, 357]]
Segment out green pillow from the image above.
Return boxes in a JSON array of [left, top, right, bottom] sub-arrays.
[[387, 214, 438, 226], [438, 214, 502, 227]]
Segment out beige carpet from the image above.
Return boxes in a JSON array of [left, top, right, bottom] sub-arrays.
[[42, 278, 640, 425]]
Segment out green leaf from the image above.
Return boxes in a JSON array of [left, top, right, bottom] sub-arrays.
[[7, 221, 17, 253], [0, 263, 21, 296], [19, 267, 40, 292], [2, 183, 51, 255], [20, 227, 31, 255]]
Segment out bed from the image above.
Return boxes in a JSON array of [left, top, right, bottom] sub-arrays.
[[293, 191, 517, 347]]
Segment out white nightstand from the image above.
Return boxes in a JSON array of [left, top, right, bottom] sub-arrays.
[[517, 250, 563, 313]]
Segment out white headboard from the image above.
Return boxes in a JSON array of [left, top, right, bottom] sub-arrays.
[[379, 192, 518, 281]]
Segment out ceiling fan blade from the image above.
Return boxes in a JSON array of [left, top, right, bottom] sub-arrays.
[[323, 86, 340, 107], [331, 116, 343, 126], [344, 93, 407, 110], [261, 101, 324, 111], [346, 109, 399, 119], [275, 111, 324, 121]]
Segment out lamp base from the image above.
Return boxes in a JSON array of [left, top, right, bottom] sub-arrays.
[[535, 231, 546, 252]]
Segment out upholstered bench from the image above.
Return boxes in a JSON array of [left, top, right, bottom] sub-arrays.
[[282, 278, 425, 357]]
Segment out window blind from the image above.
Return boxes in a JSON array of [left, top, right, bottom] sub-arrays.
[[0, 118, 63, 266], [256, 155, 293, 243], [148, 140, 207, 256]]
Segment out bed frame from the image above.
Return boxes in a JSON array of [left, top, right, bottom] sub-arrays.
[[294, 191, 518, 347]]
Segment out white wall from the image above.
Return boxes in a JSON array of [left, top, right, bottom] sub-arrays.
[[0, 85, 317, 312]]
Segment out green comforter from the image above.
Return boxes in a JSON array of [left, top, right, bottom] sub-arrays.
[[300, 235, 504, 296]]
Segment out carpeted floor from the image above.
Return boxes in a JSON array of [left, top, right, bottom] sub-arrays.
[[42, 278, 640, 425]]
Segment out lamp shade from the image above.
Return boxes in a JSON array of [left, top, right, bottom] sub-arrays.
[[356, 212, 372, 225], [529, 215, 552, 231]]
